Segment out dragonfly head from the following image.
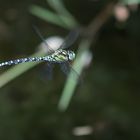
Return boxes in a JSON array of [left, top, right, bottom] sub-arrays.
[[68, 50, 75, 61]]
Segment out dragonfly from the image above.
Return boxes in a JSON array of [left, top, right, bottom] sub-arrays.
[[0, 26, 79, 79]]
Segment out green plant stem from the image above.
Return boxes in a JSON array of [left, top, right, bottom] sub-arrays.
[[0, 49, 45, 88]]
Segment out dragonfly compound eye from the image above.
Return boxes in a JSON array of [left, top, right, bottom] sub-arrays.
[[68, 51, 75, 61]]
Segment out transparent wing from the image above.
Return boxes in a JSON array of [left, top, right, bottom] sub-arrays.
[[59, 29, 80, 49], [33, 25, 79, 51], [60, 62, 81, 82], [41, 63, 54, 80], [33, 25, 55, 54]]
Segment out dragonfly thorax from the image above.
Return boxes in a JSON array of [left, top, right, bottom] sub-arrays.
[[48, 49, 75, 63]]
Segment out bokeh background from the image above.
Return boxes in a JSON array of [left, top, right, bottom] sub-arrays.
[[0, 0, 140, 140]]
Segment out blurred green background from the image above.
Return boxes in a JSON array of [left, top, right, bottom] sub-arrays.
[[0, 0, 140, 140]]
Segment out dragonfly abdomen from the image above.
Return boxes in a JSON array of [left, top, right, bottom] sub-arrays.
[[0, 54, 65, 67], [0, 49, 75, 67], [0, 57, 46, 67]]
